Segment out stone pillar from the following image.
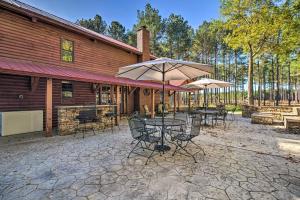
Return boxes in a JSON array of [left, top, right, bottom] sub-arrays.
[[45, 78, 52, 137]]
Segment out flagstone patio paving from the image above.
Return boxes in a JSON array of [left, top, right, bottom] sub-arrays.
[[0, 115, 299, 200]]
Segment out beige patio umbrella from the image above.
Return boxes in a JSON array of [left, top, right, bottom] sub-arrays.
[[184, 78, 231, 110], [117, 57, 212, 152]]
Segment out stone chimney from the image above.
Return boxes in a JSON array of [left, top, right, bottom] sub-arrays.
[[137, 26, 150, 61]]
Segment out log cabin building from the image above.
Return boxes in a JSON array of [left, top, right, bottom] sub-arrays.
[[0, 0, 187, 136]]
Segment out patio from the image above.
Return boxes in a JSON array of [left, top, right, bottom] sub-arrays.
[[0, 115, 299, 200]]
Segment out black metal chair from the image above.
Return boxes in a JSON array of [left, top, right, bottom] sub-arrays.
[[170, 118, 205, 163], [75, 107, 102, 138], [127, 117, 160, 165], [229, 107, 237, 121], [213, 108, 228, 128], [105, 106, 120, 133]]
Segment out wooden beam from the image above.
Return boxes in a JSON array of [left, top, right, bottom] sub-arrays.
[[173, 91, 176, 114], [188, 92, 191, 112], [30, 76, 40, 92], [177, 92, 181, 112], [151, 89, 155, 118], [45, 78, 52, 137], [116, 85, 120, 125], [169, 91, 175, 97], [129, 87, 137, 95]]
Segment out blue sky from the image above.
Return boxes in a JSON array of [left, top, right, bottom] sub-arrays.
[[20, 0, 220, 29]]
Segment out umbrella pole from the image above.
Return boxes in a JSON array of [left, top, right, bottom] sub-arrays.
[[162, 71, 165, 152], [155, 63, 171, 152]]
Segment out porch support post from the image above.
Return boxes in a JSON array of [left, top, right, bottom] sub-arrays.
[[188, 92, 191, 112], [116, 85, 120, 125], [151, 89, 155, 118], [173, 91, 176, 114], [177, 92, 180, 112], [45, 78, 52, 137]]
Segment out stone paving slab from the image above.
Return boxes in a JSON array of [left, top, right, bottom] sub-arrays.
[[0, 115, 299, 200]]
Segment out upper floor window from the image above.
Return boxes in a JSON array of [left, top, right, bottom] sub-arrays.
[[61, 39, 74, 62]]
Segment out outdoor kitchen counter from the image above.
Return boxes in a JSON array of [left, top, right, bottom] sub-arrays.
[[57, 105, 117, 135]]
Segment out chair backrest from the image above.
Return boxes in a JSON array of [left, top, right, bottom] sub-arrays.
[[190, 118, 201, 137], [165, 103, 169, 111], [77, 108, 97, 123], [231, 107, 236, 114], [128, 117, 145, 139], [158, 104, 163, 113], [143, 105, 150, 113]]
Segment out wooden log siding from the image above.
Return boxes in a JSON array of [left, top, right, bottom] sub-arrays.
[[0, 73, 98, 128], [0, 9, 138, 76]]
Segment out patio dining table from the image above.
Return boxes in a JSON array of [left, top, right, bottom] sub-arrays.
[[143, 118, 186, 151], [196, 110, 219, 126]]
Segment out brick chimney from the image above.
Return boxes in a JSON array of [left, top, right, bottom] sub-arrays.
[[137, 26, 150, 61]]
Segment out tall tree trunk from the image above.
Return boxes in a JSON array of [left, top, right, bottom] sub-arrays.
[[257, 60, 261, 106], [228, 51, 231, 104], [271, 57, 275, 104], [234, 50, 238, 106], [214, 46, 218, 104], [275, 55, 280, 106], [288, 61, 291, 106], [248, 46, 254, 105], [223, 50, 226, 104], [263, 62, 266, 106]]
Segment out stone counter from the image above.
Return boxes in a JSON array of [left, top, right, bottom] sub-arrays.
[[57, 105, 117, 135]]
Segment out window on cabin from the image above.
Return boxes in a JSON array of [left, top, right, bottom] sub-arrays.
[[61, 39, 74, 62], [62, 81, 73, 98], [96, 85, 116, 105]]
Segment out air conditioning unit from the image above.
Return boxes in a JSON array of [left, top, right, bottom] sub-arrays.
[[0, 110, 43, 136]]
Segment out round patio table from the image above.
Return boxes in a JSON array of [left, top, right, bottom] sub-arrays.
[[144, 118, 185, 151], [197, 110, 219, 126]]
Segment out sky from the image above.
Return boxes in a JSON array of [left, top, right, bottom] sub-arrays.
[[20, 0, 220, 29]]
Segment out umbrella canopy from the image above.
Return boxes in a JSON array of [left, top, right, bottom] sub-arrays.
[[117, 58, 212, 81], [117, 57, 212, 152], [185, 78, 231, 89]]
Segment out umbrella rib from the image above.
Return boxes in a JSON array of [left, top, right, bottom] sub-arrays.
[[172, 63, 211, 74], [176, 67, 193, 79], [165, 63, 182, 72], [151, 64, 163, 72], [118, 64, 161, 76], [135, 65, 156, 80]]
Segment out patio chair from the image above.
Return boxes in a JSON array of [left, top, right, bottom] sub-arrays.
[[75, 107, 102, 138], [213, 108, 228, 128], [157, 103, 169, 116], [143, 105, 152, 118], [127, 117, 161, 165], [230, 107, 236, 121], [170, 118, 205, 163], [105, 106, 120, 133]]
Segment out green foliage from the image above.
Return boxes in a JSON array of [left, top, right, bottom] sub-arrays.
[[164, 14, 193, 59], [76, 14, 107, 34], [136, 3, 165, 56], [107, 21, 127, 42]]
